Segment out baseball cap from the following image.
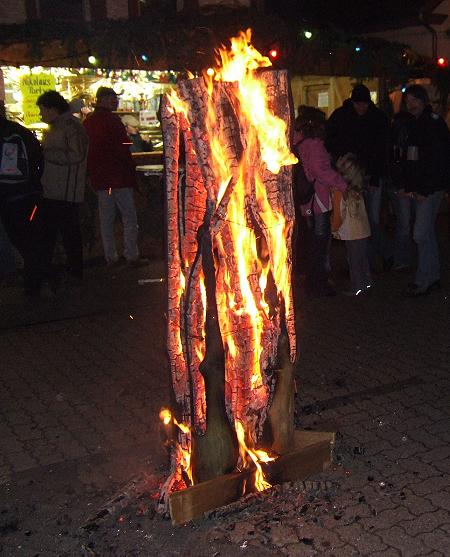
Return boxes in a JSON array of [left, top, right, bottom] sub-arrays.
[[96, 86, 119, 100]]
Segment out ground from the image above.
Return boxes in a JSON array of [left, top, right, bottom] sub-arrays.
[[0, 204, 449, 557]]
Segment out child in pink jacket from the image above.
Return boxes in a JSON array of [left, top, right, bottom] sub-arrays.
[[294, 106, 348, 297]]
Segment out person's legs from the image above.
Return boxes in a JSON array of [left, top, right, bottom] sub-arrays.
[[1, 196, 44, 295], [113, 188, 139, 262], [0, 217, 16, 277], [40, 198, 61, 284], [412, 190, 444, 289], [345, 238, 372, 294], [364, 185, 383, 263], [97, 189, 119, 263], [388, 191, 413, 270], [59, 201, 83, 279], [312, 211, 333, 293]]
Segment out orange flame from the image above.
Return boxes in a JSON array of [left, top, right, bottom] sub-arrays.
[[159, 408, 194, 485], [235, 420, 275, 491]]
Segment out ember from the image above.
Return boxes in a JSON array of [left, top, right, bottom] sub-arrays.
[[159, 29, 298, 517]]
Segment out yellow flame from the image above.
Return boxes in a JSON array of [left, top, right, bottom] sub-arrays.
[[235, 420, 274, 491], [167, 88, 190, 122], [160, 408, 194, 484], [159, 408, 172, 425]]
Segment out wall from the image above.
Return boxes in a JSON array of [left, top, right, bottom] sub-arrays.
[[0, 0, 27, 24], [365, 0, 450, 60], [106, 0, 128, 19]]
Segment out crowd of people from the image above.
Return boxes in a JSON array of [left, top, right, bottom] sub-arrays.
[[0, 86, 148, 298], [294, 83, 450, 298], [1, 82, 449, 300]]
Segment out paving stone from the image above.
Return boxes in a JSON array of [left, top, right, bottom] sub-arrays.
[[419, 529, 450, 554], [377, 526, 431, 556], [399, 509, 450, 535]]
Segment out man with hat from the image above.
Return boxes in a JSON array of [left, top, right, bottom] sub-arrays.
[[83, 87, 147, 267], [393, 84, 450, 296], [326, 83, 389, 271]]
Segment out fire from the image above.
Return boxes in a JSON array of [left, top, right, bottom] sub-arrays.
[[159, 408, 194, 485], [235, 420, 275, 491], [161, 28, 297, 506]]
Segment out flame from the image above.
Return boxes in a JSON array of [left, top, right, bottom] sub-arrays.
[[162, 30, 296, 502], [235, 420, 274, 491], [167, 89, 190, 122], [160, 408, 194, 485]]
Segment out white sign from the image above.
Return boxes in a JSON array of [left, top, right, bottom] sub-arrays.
[[318, 91, 329, 108]]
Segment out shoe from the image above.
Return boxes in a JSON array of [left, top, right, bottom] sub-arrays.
[[394, 264, 410, 273], [106, 259, 122, 268], [403, 280, 440, 297], [126, 258, 150, 268], [342, 284, 372, 297]]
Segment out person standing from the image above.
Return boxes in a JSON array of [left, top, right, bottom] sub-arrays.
[[394, 85, 450, 296], [37, 90, 88, 286], [83, 87, 147, 267], [326, 84, 389, 270], [294, 106, 348, 296], [0, 100, 44, 297]]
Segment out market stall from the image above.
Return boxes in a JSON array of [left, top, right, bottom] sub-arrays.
[[0, 64, 178, 155]]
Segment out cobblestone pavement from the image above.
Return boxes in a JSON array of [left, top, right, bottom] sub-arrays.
[[0, 215, 449, 556]]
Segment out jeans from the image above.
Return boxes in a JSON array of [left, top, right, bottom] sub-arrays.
[[345, 238, 372, 293], [0, 218, 16, 275], [97, 187, 139, 263], [304, 211, 331, 293], [0, 195, 45, 294], [41, 198, 83, 279], [388, 191, 413, 269], [364, 184, 390, 263], [413, 190, 444, 288]]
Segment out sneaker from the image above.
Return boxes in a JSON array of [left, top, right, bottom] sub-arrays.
[[403, 280, 440, 297], [393, 264, 410, 273], [126, 258, 150, 268], [106, 259, 122, 268], [342, 285, 371, 297]]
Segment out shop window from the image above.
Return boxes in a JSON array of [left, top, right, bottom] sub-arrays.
[[39, 0, 84, 20]]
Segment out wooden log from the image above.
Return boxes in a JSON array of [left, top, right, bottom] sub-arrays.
[[169, 430, 335, 525], [266, 329, 295, 454]]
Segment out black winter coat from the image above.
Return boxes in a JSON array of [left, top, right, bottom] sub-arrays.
[[400, 106, 450, 196], [326, 99, 389, 183]]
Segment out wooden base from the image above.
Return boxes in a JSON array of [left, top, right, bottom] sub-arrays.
[[169, 430, 335, 525]]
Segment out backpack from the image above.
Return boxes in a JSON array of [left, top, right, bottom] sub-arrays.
[[293, 160, 315, 206], [0, 132, 30, 185]]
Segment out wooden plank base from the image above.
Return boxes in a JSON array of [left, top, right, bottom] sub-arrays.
[[169, 430, 335, 525]]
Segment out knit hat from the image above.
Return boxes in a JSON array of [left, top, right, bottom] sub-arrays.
[[404, 84, 429, 104], [96, 86, 118, 100], [351, 84, 371, 103]]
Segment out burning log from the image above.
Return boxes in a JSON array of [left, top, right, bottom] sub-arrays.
[[159, 29, 310, 518]]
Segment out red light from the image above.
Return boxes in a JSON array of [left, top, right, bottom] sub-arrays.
[[437, 57, 447, 67], [269, 49, 279, 60]]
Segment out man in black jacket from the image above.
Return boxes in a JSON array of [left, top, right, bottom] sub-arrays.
[[393, 85, 450, 296], [326, 84, 389, 269], [0, 101, 44, 296]]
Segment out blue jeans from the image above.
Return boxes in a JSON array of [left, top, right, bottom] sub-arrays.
[[388, 191, 413, 269], [413, 190, 444, 288], [97, 188, 139, 263], [364, 185, 388, 263], [304, 211, 331, 292]]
